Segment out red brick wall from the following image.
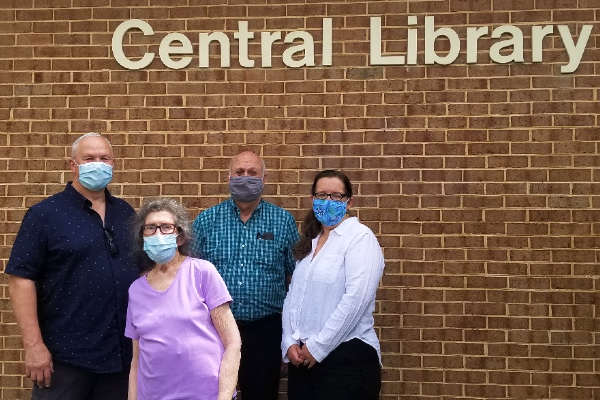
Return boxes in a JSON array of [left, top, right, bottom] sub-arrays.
[[1, 1, 599, 399]]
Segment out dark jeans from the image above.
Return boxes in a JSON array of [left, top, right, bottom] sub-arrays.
[[31, 361, 128, 400], [288, 338, 381, 400], [237, 313, 282, 400]]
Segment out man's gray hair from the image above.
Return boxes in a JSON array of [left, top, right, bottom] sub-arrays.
[[71, 132, 113, 157]]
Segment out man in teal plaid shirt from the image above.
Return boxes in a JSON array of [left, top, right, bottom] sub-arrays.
[[192, 151, 299, 400]]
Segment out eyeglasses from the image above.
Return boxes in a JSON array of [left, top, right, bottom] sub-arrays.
[[142, 224, 177, 235], [104, 229, 118, 257], [313, 192, 348, 201]]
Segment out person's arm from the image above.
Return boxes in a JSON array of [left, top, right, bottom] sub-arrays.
[[128, 340, 139, 400], [282, 279, 303, 365], [8, 275, 53, 388], [284, 215, 300, 280], [210, 303, 241, 400], [191, 213, 207, 258]]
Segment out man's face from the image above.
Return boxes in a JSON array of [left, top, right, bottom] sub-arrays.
[[70, 136, 114, 177], [229, 152, 263, 179]]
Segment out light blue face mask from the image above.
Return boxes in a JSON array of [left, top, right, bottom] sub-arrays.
[[77, 161, 113, 191], [143, 234, 178, 265]]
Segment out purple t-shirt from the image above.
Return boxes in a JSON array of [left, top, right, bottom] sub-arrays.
[[125, 257, 233, 400]]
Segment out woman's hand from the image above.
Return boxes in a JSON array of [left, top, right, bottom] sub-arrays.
[[300, 345, 318, 369], [286, 344, 305, 366]]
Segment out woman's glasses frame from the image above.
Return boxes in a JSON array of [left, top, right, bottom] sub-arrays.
[[313, 192, 348, 202], [142, 224, 178, 235]]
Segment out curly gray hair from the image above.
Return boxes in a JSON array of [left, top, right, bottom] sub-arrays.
[[131, 197, 195, 271]]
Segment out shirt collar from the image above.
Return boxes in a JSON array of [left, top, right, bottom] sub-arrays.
[[330, 216, 357, 236], [228, 197, 264, 218], [65, 181, 114, 207]]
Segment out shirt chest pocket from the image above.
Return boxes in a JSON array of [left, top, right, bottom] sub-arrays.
[[312, 255, 344, 284]]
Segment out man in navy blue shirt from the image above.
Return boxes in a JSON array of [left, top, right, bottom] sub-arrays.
[[5, 133, 138, 400]]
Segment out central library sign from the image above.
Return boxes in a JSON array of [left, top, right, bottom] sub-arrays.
[[111, 17, 594, 73]]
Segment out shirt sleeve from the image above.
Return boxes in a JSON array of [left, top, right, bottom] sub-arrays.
[[283, 215, 300, 276], [281, 277, 299, 361], [191, 214, 205, 258], [196, 259, 233, 311], [5, 208, 46, 280], [305, 231, 384, 362], [124, 293, 139, 340]]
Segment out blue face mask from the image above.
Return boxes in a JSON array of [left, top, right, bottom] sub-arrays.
[[77, 162, 113, 191], [143, 234, 178, 265], [312, 198, 348, 227]]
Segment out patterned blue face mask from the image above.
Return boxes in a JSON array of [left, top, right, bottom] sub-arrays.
[[312, 198, 348, 227], [143, 234, 178, 265], [77, 161, 113, 191]]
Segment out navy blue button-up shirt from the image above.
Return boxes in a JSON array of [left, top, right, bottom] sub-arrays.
[[5, 183, 138, 373]]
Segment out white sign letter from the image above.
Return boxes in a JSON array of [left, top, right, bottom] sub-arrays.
[[322, 18, 333, 66], [407, 15, 418, 65], [282, 31, 315, 68], [489, 25, 524, 64], [369, 17, 405, 65], [199, 32, 231, 68], [558, 24, 593, 73], [112, 19, 155, 70], [466, 26, 488, 63], [261, 31, 281, 68], [159, 33, 193, 69], [424, 16, 460, 65], [531, 25, 553, 63], [235, 21, 255, 68]]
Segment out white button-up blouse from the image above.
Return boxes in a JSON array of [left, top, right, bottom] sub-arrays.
[[281, 217, 385, 364]]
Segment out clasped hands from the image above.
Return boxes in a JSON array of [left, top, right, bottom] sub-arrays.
[[286, 343, 317, 369]]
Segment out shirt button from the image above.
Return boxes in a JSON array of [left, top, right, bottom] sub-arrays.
[[241, 244, 245, 248], [240, 263, 244, 266]]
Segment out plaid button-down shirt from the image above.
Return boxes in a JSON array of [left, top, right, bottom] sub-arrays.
[[192, 198, 299, 321]]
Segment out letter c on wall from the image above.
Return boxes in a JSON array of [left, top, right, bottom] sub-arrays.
[[112, 19, 155, 70]]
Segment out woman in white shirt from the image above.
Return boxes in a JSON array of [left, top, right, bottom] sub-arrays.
[[282, 170, 385, 400]]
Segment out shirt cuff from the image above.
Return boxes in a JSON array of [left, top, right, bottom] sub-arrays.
[[304, 337, 331, 363], [281, 336, 299, 362]]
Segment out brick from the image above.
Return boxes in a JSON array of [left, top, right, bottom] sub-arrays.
[[0, 3, 598, 399]]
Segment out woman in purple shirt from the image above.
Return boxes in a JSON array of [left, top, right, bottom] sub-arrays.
[[125, 198, 241, 400]]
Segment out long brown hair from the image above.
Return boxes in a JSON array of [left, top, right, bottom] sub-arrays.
[[292, 170, 353, 260]]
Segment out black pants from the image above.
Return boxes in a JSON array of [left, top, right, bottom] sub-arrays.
[[237, 313, 282, 400], [31, 361, 128, 400], [288, 338, 381, 400]]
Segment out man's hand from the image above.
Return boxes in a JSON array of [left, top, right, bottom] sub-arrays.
[[286, 344, 306, 367], [25, 342, 53, 388], [8, 275, 54, 388]]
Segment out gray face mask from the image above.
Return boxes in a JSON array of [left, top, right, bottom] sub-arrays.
[[229, 176, 264, 203]]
